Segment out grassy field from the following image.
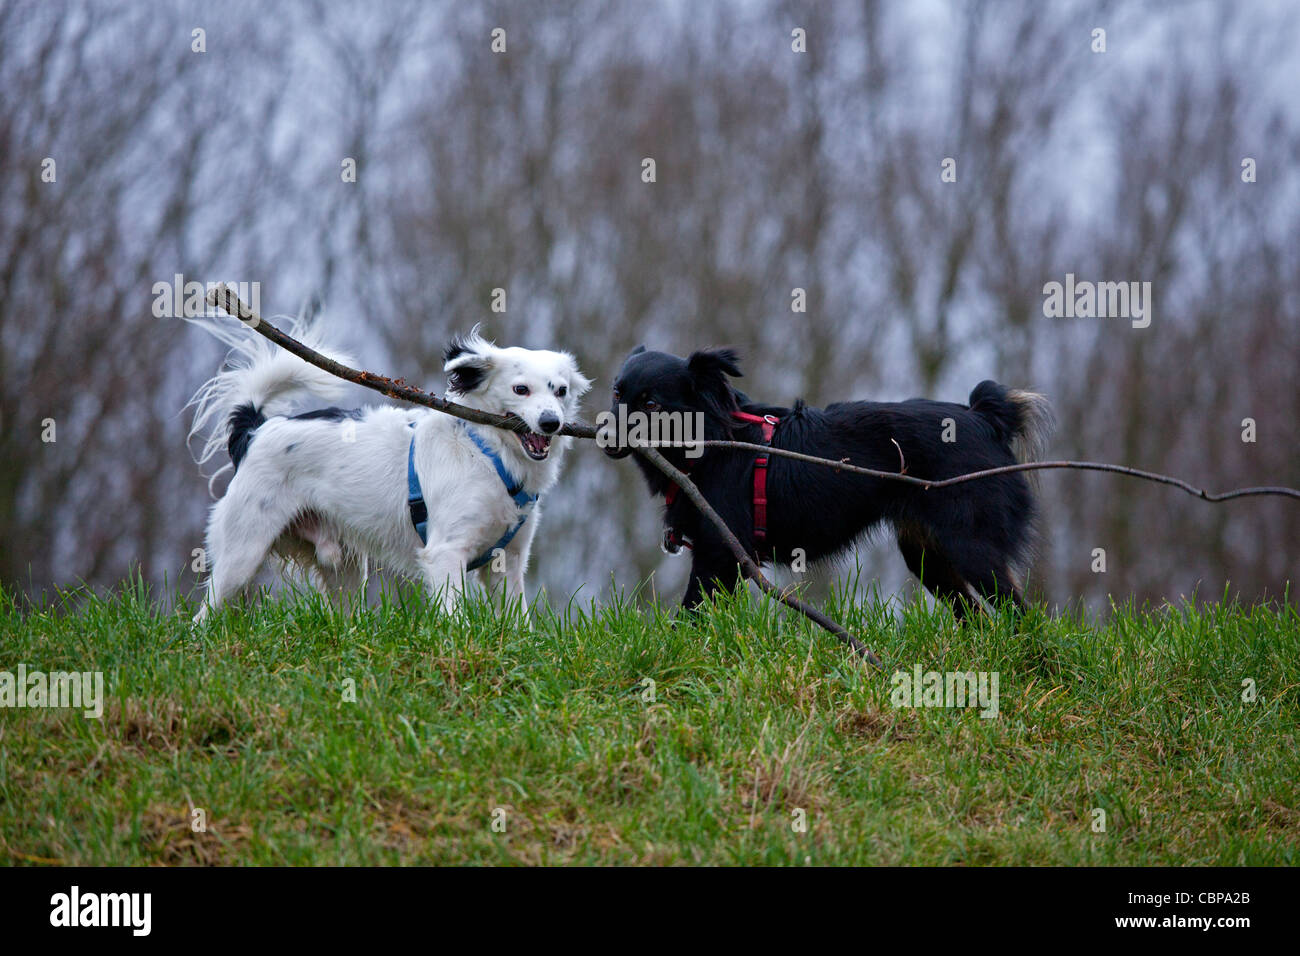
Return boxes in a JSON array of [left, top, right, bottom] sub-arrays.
[[1, 580, 1297, 865]]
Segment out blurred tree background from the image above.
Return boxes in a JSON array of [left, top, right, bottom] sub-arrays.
[[2, 0, 1296, 611]]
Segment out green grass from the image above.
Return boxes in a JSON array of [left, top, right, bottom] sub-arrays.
[[1, 578, 1297, 865]]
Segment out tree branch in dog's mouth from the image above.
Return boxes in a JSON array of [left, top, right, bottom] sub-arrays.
[[497, 413, 553, 460]]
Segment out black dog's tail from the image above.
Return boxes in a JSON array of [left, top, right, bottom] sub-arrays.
[[969, 380, 1056, 463]]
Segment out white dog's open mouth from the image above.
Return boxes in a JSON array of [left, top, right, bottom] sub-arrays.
[[518, 431, 552, 460]]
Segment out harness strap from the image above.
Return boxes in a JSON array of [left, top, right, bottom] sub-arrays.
[[462, 425, 536, 509], [465, 513, 529, 571], [661, 410, 779, 557], [407, 427, 429, 545], [407, 422, 538, 569], [731, 411, 778, 550]]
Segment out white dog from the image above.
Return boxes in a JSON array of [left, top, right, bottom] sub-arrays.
[[187, 317, 590, 622]]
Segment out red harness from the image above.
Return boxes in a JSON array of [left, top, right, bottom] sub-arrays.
[[663, 410, 779, 556]]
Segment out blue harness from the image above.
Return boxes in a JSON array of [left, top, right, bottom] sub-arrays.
[[407, 422, 537, 570]]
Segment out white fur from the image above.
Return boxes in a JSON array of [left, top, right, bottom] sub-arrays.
[[187, 319, 591, 622], [186, 314, 357, 495]]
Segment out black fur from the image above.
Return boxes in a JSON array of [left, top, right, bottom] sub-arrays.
[[443, 335, 475, 365], [288, 406, 362, 422], [444, 335, 488, 394], [227, 405, 361, 470], [446, 364, 486, 394], [227, 402, 266, 470], [607, 347, 1052, 619]]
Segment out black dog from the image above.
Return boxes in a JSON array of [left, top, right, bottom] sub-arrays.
[[606, 346, 1054, 619]]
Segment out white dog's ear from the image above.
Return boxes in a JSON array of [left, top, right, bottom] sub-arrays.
[[564, 354, 593, 399], [444, 329, 495, 393]]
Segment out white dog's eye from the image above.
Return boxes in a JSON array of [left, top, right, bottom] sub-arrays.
[[513, 385, 530, 396], [555, 385, 568, 398]]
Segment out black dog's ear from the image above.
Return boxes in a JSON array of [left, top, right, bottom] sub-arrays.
[[627, 344, 647, 358], [687, 347, 742, 379], [687, 347, 742, 417]]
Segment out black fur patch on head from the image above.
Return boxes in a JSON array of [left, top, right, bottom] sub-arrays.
[[444, 333, 491, 393], [228, 402, 266, 470], [443, 334, 475, 366], [447, 363, 487, 394]]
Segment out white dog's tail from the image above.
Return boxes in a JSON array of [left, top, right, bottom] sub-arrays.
[[186, 313, 356, 489]]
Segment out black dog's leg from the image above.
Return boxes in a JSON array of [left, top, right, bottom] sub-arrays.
[[680, 571, 711, 610], [896, 530, 976, 622], [966, 563, 1027, 614], [942, 541, 1027, 617], [682, 544, 742, 610]]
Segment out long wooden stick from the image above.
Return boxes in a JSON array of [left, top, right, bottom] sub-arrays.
[[202, 284, 1295, 665], [204, 286, 597, 439], [692, 442, 1300, 502], [203, 286, 878, 663], [205, 286, 1299, 503]]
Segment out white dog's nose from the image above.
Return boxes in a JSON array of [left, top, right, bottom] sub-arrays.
[[538, 411, 560, 434]]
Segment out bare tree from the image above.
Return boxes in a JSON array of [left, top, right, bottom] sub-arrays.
[[3, 0, 1295, 613]]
